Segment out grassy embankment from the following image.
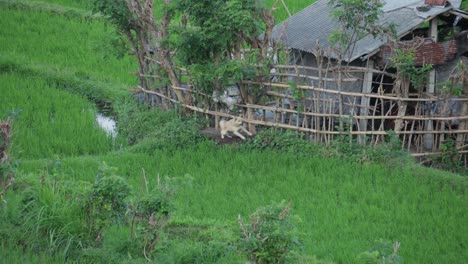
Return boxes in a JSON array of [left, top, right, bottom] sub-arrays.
[[0, 0, 466, 263]]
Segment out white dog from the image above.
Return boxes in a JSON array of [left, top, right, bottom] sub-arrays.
[[219, 118, 252, 140]]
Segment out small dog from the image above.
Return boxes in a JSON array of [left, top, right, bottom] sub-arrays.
[[219, 118, 252, 140]]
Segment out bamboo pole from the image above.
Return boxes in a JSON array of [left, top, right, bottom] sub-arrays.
[[271, 72, 358, 82], [272, 64, 397, 78]]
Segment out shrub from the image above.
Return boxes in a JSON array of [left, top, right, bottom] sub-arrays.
[[128, 116, 208, 153], [363, 131, 412, 167], [244, 128, 322, 156], [10, 172, 92, 258], [428, 138, 467, 175], [238, 201, 301, 264], [85, 163, 132, 239], [356, 240, 402, 264], [114, 98, 178, 145]]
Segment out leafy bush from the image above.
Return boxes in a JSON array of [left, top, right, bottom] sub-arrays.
[[244, 128, 322, 156], [428, 138, 467, 175], [115, 98, 179, 145], [8, 172, 92, 258], [86, 163, 132, 238], [91, 0, 134, 32], [238, 201, 301, 264], [360, 132, 412, 167], [356, 240, 402, 264], [140, 118, 206, 150]]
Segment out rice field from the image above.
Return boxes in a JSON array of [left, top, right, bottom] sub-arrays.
[[266, 0, 317, 21], [1, 0, 467, 263], [0, 5, 137, 87], [0, 73, 117, 159], [15, 148, 467, 263]]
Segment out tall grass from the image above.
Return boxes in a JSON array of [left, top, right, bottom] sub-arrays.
[[0, 7, 137, 87], [35, 0, 92, 9], [0, 73, 115, 159], [16, 148, 467, 263]]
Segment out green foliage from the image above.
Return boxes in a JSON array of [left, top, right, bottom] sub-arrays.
[[238, 201, 301, 264], [461, 0, 468, 11], [245, 127, 413, 166], [115, 98, 208, 152], [187, 59, 256, 105], [437, 60, 466, 96], [290, 81, 305, 100], [91, 0, 134, 32], [356, 240, 402, 264], [9, 171, 92, 258], [389, 48, 432, 90], [437, 80, 463, 96], [86, 163, 132, 233], [429, 138, 466, 174], [114, 98, 179, 145], [332, 116, 363, 159], [169, 0, 275, 105], [365, 131, 412, 167], [328, 0, 384, 54], [173, 0, 264, 64], [129, 117, 208, 154], [244, 128, 321, 155]]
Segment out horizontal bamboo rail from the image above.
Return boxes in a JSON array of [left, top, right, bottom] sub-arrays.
[[244, 80, 468, 102], [138, 86, 468, 136], [238, 102, 468, 121], [272, 64, 398, 78], [271, 72, 358, 82], [412, 150, 468, 157]]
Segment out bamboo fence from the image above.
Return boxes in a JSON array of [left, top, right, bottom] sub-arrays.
[[135, 63, 468, 162]]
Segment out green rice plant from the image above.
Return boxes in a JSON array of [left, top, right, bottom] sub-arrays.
[[0, 0, 101, 20], [0, 241, 66, 264], [36, 0, 92, 9], [266, 0, 317, 22], [0, 73, 113, 159], [15, 147, 467, 263], [0, 55, 128, 111], [0, 7, 137, 87]]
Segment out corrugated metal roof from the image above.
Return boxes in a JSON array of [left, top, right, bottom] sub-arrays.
[[271, 0, 461, 62]]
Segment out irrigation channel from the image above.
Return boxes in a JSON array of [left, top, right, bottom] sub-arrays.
[[95, 112, 117, 138]]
